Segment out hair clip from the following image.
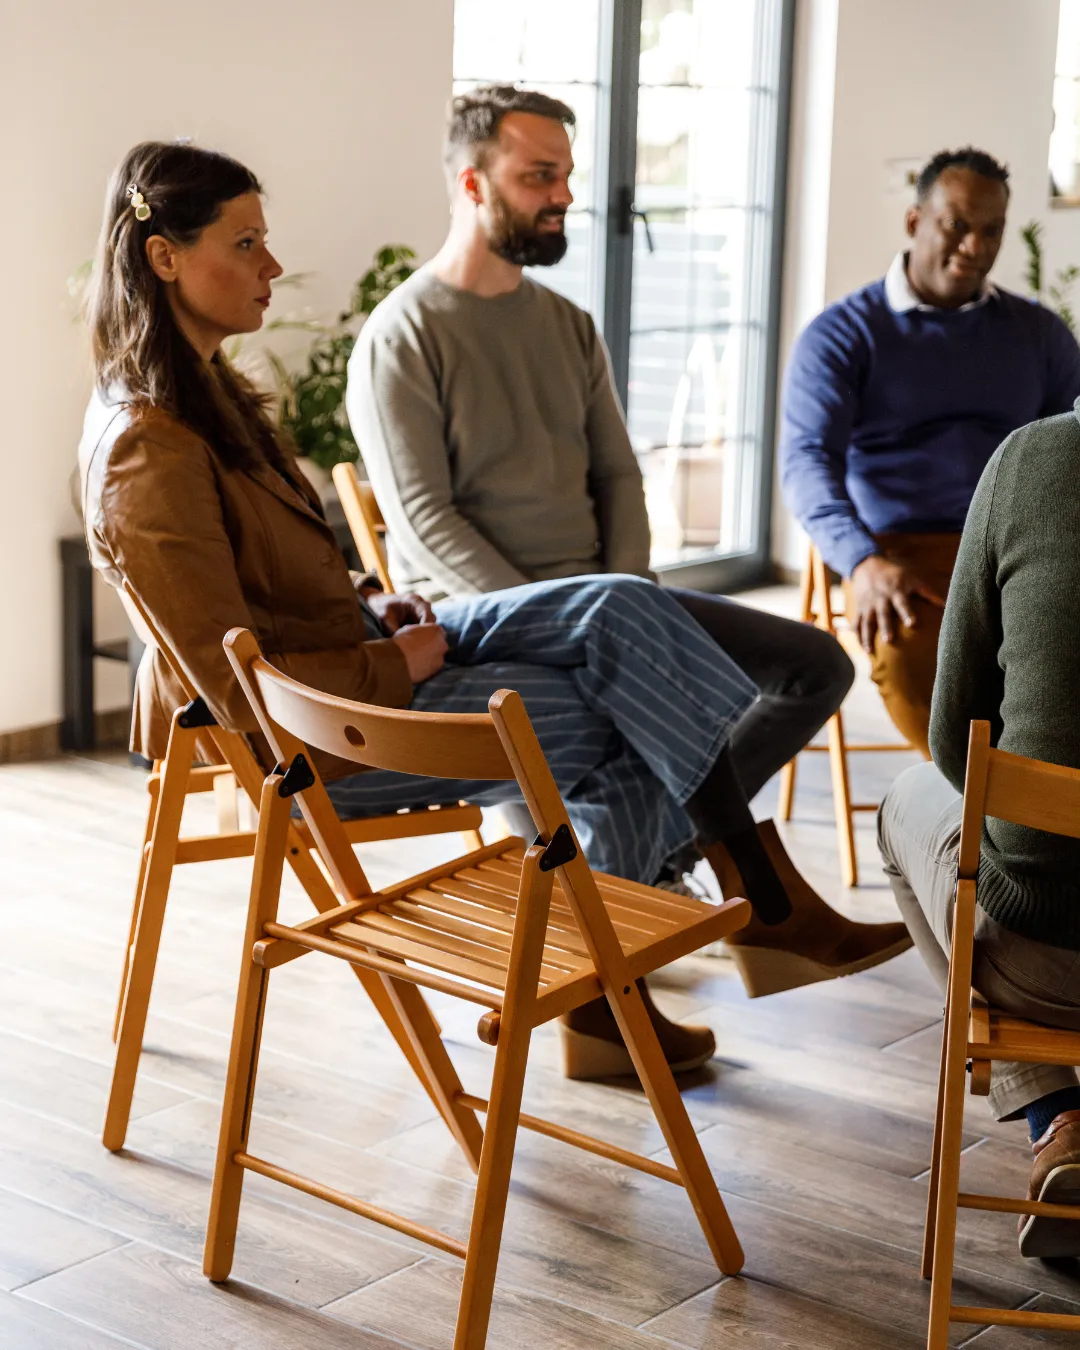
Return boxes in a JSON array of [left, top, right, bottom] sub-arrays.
[[127, 183, 152, 222]]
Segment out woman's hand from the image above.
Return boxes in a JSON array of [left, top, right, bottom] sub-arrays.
[[362, 588, 437, 634], [392, 622, 448, 683]]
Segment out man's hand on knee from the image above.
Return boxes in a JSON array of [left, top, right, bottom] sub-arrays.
[[851, 554, 946, 653]]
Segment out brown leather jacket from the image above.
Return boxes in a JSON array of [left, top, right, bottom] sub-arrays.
[[79, 390, 412, 773]]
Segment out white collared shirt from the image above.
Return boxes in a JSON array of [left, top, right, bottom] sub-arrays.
[[884, 251, 997, 314]]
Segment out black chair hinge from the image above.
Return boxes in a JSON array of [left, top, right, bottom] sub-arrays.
[[177, 696, 217, 729], [274, 753, 316, 798], [535, 823, 578, 872]]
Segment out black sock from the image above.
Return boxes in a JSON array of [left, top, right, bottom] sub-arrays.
[[685, 748, 792, 926], [721, 824, 792, 925], [1024, 1085, 1080, 1142]]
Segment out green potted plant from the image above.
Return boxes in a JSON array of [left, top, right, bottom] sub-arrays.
[[1020, 221, 1079, 334], [264, 245, 415, 486]]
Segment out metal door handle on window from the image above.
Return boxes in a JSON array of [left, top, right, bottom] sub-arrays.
[[631, 207, 655, 254]]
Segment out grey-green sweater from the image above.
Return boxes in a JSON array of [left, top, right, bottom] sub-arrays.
[[930, 402, 1080, 948], [345, 267, 652, 600]]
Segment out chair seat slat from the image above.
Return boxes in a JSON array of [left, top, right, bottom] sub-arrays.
[[452, 867, 677, 938], [400, 888, 592, 958], [436, 874, 668, 947], [333, 920, 511, 990], [365, 908, 576, 985], [389, 898, 586, 972], [482, 855, 702, 920]]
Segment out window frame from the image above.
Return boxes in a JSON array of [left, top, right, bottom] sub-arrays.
[[453, 0, 796, 592], [597, 0, 795, 591]]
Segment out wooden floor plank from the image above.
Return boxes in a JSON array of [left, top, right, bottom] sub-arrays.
[[326, 1257, 688, 1350], [0, 967, 440, 1153], [21, 1243, 410, 1350], [959, 1292, 1080, 1345], [0, 1288, 141, 1350], [0, 1030, 190, 1135], [643, 1275, 926, 1349], [0, 1189, 125, 1292], [0, 1102, 425, 1309]]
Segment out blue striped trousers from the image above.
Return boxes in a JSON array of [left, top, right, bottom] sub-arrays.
[[324, 575, 759, 884]]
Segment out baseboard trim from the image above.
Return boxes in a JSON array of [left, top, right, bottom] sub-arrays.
[[0, 708, 129, 766]]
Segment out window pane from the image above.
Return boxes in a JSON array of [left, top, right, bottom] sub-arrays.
[[628, 0, 783, 565], [1051, 0, 1080, 198], [454, 0, 600, 85]]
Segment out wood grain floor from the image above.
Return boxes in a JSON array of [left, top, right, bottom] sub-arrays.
[[2, 585, 1077, 1348]]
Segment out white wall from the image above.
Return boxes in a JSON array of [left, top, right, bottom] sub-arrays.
[[0, 0, 454, 736], [774, 0, 1080, 570]]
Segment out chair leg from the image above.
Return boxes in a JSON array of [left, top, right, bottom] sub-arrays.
[[826, 708, 858, 887], [798, 547, 815, 624], [205, 777, 290, 1283], [776, 757, 796, 821], [610, 978, 744, 1274], [214, 770, 240, 833], [113, 767, 161, 1043], [453, 1011, 531, 1349], [104, 725, 194, 1151], [462, 828, 485, 851], [204, 961, 269, 1283], [921, 1017, 950, 1280], [454, 847, 553, 1350], [926, 1007, 970, 1347]]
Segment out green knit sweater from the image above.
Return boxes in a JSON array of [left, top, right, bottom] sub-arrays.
[[930, 403, 1080, 948]]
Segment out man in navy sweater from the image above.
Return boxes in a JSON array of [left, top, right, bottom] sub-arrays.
[[780, 147, 1080, 755]]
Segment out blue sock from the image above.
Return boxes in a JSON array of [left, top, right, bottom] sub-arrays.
[[1024, 1085, 1080, 1142]]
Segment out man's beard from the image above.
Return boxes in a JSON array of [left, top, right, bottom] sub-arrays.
[[487, 191, 568, 267]]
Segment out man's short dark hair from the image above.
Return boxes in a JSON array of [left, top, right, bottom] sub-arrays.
[[444, 84, 576, 175], [914, 147, 1010, 202]]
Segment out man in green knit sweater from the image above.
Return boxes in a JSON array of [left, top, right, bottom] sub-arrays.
[[878, 406, 1080, 1258]]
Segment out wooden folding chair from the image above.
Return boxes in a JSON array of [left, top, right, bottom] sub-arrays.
[[332, 462, 393, 593], [106, 583, 485, 1165], [777, 541, 914, 886], [923, 720, 1080, 1344], [205, 626, 752, 1350]]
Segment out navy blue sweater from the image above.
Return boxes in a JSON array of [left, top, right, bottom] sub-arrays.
[[779, 279, 1080, 578]]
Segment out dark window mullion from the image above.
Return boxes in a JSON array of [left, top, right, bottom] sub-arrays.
[[601, 0, 642, 411]]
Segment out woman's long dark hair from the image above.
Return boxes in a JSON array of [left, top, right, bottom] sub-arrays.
[[89, 141, 286, 470]]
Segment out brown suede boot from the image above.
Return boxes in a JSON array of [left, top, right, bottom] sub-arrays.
[[560, 979, 715, 1080], [702, 819, 912, 998], [1019, 1110, 1080, 1257]]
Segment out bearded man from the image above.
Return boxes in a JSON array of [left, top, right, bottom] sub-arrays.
[[345, 85, 906, 1037]]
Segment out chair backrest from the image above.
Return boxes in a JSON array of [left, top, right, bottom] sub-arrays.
[[222, 626, 604, 912], [958, 720, 1080, 880], [121, 580, 258, 785], [225, 629, 515, 784], [121, 581, 196, 701], [332, 463, 394, 594]]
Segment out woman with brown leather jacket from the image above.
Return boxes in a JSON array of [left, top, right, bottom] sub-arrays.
[[80, 140, 910, 1077]]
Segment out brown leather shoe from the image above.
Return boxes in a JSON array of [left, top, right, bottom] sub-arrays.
[[702, 819, 913, 998], [560, 979, 715, 1080], [1019, 1110, 1080, 1258]]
